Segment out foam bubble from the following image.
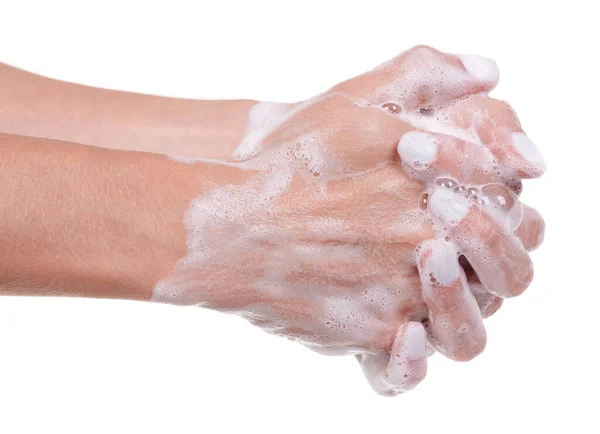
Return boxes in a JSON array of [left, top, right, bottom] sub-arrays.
[[480, 183, 523, 232], [428, 188, 470, 226], [398, 131, 438, 168], [152, 53, 544, 376], [457, 54, 500, 84], [382, 102, 401, 114], [426, 241, 460, 286]]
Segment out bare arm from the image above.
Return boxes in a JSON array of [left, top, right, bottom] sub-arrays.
[[0, 132, 238, 300], [0, 46, 547, 396], [0, 62, 255, 158]]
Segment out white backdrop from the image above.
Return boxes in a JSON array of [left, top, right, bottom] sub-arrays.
[[0, 1, 597, 433]]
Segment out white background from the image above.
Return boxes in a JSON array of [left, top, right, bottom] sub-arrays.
[[0, 1, 598, 433]]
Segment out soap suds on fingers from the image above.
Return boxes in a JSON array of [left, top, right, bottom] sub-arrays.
[[154, 46, 545, 396]]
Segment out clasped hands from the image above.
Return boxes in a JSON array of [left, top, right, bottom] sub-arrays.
[[152, 46, 546, 396]]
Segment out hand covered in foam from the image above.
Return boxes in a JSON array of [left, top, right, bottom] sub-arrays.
[[154, 46, 546, 396]]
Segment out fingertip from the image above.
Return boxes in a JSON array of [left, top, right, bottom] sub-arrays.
[[428, 188, 471, 227], [385, 322, 428, 391], [455, 207, 535, 298], [418, 239, 461, 287], [511, 263, 535, 298], [454, 323, 487, 362], [417, 239, 487, 361], [432, 301, 487, 362], [510, 132, 547, 178], [402, 321, 428, 361], [516, 204, 546, 251], [456, 54, 500, 87]]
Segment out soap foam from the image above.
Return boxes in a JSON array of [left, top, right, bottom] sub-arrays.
[[368, 47, 498, 114], [456, 54, 500, 83], [245, 101, 291, 134], [403, 322, 427, 360], [428, 188, 470, 226], [511, 132, 547, 175], [426, 241, 461, 286], [154, 49, 543, 381], [398, 131, 438, 169], [154, 102, 427, 356]]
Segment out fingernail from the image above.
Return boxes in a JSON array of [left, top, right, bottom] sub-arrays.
[[427, 241, 460, 286], [457, 54, 500, 84], [404, 323, 427, 361], [398, 131, 438, 169], [428, 188, 470, 226], [511, 132, 547, 175]]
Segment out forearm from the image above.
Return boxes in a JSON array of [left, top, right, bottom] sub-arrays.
[[0, 62, 255, 158], [0, 133, 234, 300]]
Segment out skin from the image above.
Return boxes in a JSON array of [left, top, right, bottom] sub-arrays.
[[0, 46, 546, 395], [0, 61, 255, 158], [0, 133, 197, 300]]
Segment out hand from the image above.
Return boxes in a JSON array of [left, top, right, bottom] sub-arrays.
[[240, 51, 546, 321], [153, 46, 546, 395]]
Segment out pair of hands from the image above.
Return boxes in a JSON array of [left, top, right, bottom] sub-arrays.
[[152, 46, 546, 396]]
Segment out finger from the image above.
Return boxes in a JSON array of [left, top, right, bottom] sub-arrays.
[[386, 322, 428, 390], [452, 205, 544, 318], [461, 205, 542, 317], [448, 96, 547, 179], [458, 255, 503, 318], [357, 322, 427, 396], [470, 281, 504, 318], [515, 204, 545, 251], [427, 187, 534, 297], [423, 177, 524, 234], [397, 131, 498, 185], [460, 203, 540, 317], [417, 239, 486, 361], [333, 45, 499, 110]]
